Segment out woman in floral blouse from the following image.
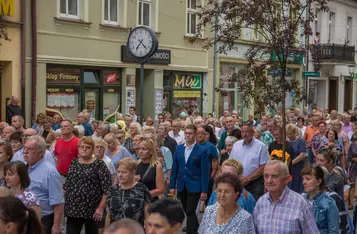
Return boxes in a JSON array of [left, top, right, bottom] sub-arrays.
[[64, 137, 111, 234], [4, 161, 41, 220], [318, 129, 344, 168]]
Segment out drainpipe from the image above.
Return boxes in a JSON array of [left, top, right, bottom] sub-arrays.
[[212, 14, 218, 116], [31, 0, 37, 124], [20, 0, 26, 125]]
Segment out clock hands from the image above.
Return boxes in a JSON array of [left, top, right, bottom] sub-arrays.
[[135, 39, 148, 52]]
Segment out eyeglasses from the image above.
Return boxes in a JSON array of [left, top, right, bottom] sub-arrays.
[[184, 132, 195, 135], [95, 146, 105, 150]]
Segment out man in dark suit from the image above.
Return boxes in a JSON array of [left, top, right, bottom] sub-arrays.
[[6, 95, 22, 125], [170, 124, 209, 234]]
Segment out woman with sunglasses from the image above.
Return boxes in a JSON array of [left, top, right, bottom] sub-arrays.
[[0, 141, 12, 186], [4, 161, 42, 220], [64, 137, 112, 234], [301, 165, 339, 234], [104, 133, 132, 169], [136, 139, 164, 201]]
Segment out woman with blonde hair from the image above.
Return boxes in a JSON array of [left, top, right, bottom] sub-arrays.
[[286, 124, 306, 193], [136, 139, 165, 201], [207, 159, 256, 214], [331, 120, 349, 169], [142, 126, 156, 135], [104, 133, 132, 168]]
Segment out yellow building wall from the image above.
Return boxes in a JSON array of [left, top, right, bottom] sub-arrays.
[[25, 0, 212, 121], [0, 0, 21, 122]]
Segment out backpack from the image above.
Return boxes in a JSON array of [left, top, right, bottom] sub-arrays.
[[326, 191, 348, 234]]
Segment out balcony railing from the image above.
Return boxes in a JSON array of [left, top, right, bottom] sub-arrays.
[[312, 43, 355, 63]]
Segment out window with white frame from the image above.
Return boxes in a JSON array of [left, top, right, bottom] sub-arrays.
[[347, 16, 353, 45], [138, 0, 151, 26], [104, 0, 119, 25], [186, 0, 198, 35], [60, 0, 79, 19]]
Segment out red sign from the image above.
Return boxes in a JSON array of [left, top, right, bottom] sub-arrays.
[[105, 73, 117, 84]]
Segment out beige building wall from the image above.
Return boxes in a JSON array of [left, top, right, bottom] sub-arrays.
[[25, 0, 212, 122], [0, 0, 21, 122]]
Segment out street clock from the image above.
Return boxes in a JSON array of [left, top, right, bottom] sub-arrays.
[[127, 26, 158, 59]]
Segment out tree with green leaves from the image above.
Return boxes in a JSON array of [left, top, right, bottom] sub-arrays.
[[0, 18, 10, 46], [194, 0, 328, 160]]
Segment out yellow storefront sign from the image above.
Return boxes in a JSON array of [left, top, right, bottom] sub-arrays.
[[173, 91, 201, 98], [0, 0, 14, 17]]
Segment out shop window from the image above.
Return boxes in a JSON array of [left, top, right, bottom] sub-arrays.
[[84, 71, 100, 84], [103, 89, 120, 119], [47, 88, 80, 121], [60, 0, 79, 19], [138, 0, 151, 26], [186, 0, 197, 35], [104, 0, 119, 25]]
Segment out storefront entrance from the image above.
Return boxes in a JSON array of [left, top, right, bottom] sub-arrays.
[[46, 65, 121, 121], [163, 71, 203, 118]]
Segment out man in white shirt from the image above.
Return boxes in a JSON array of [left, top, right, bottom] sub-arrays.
[[168, 120, 185, 145], [229, 124, 270, 200]]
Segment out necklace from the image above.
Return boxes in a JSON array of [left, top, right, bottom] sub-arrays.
[[216, 205, 239, 226]]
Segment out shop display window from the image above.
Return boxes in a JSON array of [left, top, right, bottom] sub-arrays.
[[46, 88, 80, 120]]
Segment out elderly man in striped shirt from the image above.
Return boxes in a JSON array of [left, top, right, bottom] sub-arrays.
[[253, 160, 318, 234]]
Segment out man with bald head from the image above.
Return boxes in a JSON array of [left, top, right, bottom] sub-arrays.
[[2, 126, 15, 141], [229, 124, 269, 200], [6, 95, 22, 125], [11, 128, 56, 167]]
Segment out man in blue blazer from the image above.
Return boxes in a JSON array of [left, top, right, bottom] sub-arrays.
[[170, 124, 209, 234]]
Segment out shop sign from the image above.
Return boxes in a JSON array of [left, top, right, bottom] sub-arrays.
[[121, 45, 171, 65], [0, 0, 14, 16], [105, 73, 117, 84], [47, 88, 75, 93], [173, 90, 201, 98], [271, 50, 303, 64], [46, 72, 80, 84], [173, 74, 201, 89]]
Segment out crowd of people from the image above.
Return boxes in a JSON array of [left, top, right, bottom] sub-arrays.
[[0, 105, 357, 234]]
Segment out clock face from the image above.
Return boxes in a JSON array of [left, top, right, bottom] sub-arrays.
[[128, 27, 154, 58]]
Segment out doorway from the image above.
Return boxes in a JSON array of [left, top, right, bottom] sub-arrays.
[[344, 78, 352, 111], [329, 78, 338, 111]]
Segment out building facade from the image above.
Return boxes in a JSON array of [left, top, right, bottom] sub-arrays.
[[25, 0, 213, 124], [308, 0, 357, 112], [216, 27, 304, 118], [0, 0, 22, 121]]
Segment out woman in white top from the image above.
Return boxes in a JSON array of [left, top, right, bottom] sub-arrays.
[[94, 139, 117, 185]]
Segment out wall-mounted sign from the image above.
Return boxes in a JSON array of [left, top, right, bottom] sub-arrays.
[[105, 73, 117, 84], [271, 50, 303, 64], [46, 67, 81, 84], [121, 45, 171, 65], [47, 88, 76, 93], [173, 74, 201, 89], [0, 0, 14, 16], [173, 90, 201, 98]]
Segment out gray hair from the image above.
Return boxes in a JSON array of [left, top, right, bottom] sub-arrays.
[[4, 126, 15, 133], [159, 122, 170, 132], [74, 125, 85, 135], [26, 135, 46, 154], [172, 120, 182, 128], [225, 136, 238, 145], [130, 122, 142, 135], [100, 122, 111, 134], [265, 160, 289, 177], [106, 218, 145, 234], [94, 138, 108, 150], [109, 123, 118, 132]]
